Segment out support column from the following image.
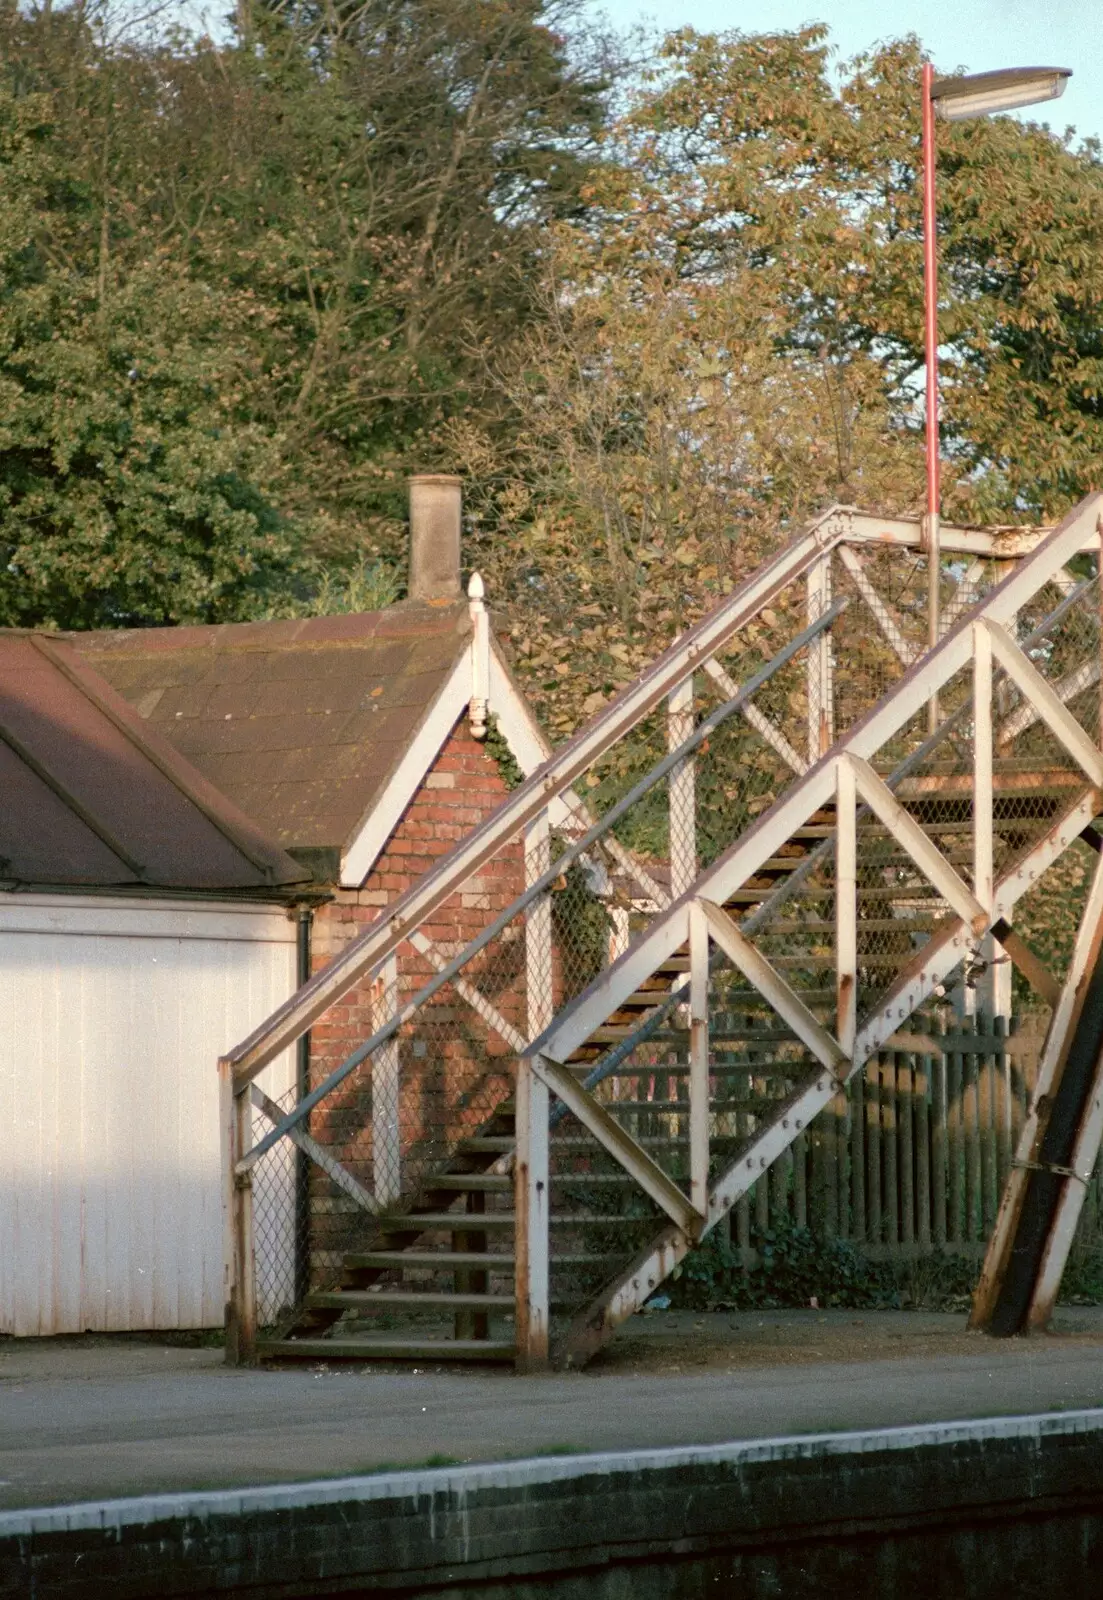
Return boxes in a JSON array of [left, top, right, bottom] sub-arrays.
[[688, 901, 710, 1217], [807, 556, 835, 762], [515, 1053, 550, 1370], [222, 1060, 257, 1365], [668, 677, 697, 898], [836, 758, 857, 1059], [972, 621, 1005, 1025], [518, 810, 553, 1370]]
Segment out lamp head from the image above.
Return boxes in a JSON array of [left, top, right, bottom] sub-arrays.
[[930, 66, 1071, 122]]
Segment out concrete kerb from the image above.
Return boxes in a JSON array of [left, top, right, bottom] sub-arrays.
[[6, 1410, 1103, 1598]]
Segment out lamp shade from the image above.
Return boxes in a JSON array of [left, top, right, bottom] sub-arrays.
[[930, 66, 1071, 122]]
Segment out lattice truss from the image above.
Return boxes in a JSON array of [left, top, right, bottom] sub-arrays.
[[224, 499, 1103, 1364]]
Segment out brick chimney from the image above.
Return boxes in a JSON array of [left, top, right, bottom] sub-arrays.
[[408, 474, 462, 601]]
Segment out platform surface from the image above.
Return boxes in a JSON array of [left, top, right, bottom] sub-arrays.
[[5, 1307, 1103, 1510]]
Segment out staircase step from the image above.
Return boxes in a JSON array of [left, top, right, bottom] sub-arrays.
[[430, 1174, 512, 1192], [261, 1337, 516, 1363], [457, 1137, 516, 1153], [378, 1211, 515, 1232], [307, 1289, 514, 1311], [346, 1250, 513, 1270]]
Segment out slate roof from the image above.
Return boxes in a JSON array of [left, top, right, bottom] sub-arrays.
[[71, 602, 473, 856], [0, 632, 309, 895]]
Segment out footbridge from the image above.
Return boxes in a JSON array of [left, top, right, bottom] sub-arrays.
[[222, 495, 1103, 1368]]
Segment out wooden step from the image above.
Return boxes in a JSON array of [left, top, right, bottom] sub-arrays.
[[345, 1250, 513, 1270], [261, 1336, 516, 1363], [431, 1174, 512, 1192], [307, 1289, 514, 1311], [378, 1211, 516, 1232], [457, 1137, 515, 1154]]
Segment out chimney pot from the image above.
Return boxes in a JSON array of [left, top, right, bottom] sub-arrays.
[[409, 475, 462, 601]]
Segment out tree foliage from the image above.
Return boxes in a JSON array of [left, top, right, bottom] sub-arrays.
[[3, 8, 1103, 721], [0, 0, 609, 626], [454, 28, 1103, 735]]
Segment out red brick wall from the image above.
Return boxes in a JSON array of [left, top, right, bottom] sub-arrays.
[[306, 716, 526, 1260]]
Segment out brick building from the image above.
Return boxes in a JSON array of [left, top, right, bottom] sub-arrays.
[[73, 477, 552, 1267]]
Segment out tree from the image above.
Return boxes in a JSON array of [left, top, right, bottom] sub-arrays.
[[451, 28, 1103, 737], [0, 0, 613, 626], [0, 6, 301, 627]]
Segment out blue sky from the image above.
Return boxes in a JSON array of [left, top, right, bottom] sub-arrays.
[[585, 1, 1100, 145]]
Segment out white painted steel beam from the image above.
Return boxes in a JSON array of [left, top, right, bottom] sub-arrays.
[[701, 656, 807, 777], [524, 812, 554, 1044], [698, 898, 847, 1079], [530, 1054, 702, 1234], [688, 901, 710, 1216], [372, 954, 401, 1207], [846, 755, 988, 935], [983, 620, 1103, 788], [807, 555, 835, 762], [668, 678, 697, 898], [515, 1056, 550, 1370], [997, 658, 1102, 750], [837, 544, 917, 666], [409, 929, 529, 1055], [249, 1085, 380, 1217], [835, 756, 857, 1057]]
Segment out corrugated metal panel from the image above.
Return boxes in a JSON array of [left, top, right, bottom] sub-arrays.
[[0, 898, 296, 1335]]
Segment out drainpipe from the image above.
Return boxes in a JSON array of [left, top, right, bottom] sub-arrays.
[[294, 905, 313, 1307]]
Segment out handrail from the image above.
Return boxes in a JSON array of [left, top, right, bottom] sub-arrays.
[[563, 574, 1099, 1105], [532, 493, 1103, 1069], [238, 595, 849, 1170], [224, 502, 1071, 1088], [225, 504, 854, 1086]]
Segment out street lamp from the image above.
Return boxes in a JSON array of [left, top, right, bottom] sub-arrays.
[[921, 63, 1071, 730]]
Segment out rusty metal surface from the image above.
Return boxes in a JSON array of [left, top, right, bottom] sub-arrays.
[[0, 633, 306, 894], [71, 602, 472, 853]]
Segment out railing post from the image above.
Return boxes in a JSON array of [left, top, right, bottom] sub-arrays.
[[808, 555, 835, 761], [835, 757, 857, 1058], [668, 676, 697, 897], [221, 1060, 257, 1364], [688, 901, 710, 1216], [515, 1052, 550, 1370], [373, 954, 401, 1207], [972, 620, 1005, 1021], [973, 622, 994, 919], [518, 811, 553, 1370]]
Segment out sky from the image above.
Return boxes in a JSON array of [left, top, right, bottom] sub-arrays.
[[585, 0, 1101, 145]]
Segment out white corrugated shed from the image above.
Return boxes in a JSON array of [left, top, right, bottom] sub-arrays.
[[0, 895, 297, 1336]]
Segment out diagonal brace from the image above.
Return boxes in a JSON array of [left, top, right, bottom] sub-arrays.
[[845, 754, 988, 936], [409, 929, 529, 1054], [250, 1084, 380, 1216], [530, 1054, 702, 1234], [983, 620, 1103, 788], [697, 898, 848, 1080]]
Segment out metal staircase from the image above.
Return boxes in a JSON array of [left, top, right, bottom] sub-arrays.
[[225, 496, 1103, 1369]]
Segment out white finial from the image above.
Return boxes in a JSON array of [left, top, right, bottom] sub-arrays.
[[468, 572, 489, 739]]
